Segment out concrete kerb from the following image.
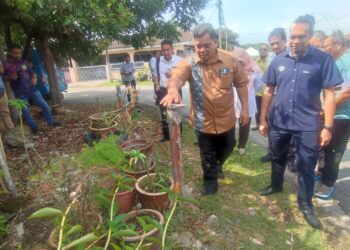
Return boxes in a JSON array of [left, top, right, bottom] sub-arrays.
[[249, 130, 350, 234]]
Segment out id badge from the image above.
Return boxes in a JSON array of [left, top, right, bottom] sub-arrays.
[[219, 67, 230, 76]]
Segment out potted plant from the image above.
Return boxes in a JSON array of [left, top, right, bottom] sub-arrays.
[[27, 184, 103, 250], [80, 135, 125, 171], [97, 173, 136, 215], [135, 173, 174, 212], [122, 149, 156, 179], [122, 209, 164, 249], [51, 104, 65, 115]]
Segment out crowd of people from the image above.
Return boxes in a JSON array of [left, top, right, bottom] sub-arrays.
[[153, 15, 349, 229], [1, 12, 349, 231]]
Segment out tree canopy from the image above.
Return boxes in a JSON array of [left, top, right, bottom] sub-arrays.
[[0, 0, 208, 103]]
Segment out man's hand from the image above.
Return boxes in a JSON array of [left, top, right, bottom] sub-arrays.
[[320, 129, 332, 147], [259, 120, 269, 137], [160, 88, 181, 106], [32, 74, 37, 85], [11, 72, 18, 80], [239, 110, 249, 127]]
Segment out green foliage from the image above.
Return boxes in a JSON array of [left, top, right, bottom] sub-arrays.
[[124, 150, 146, 168], [0, 0, 208, 64], [8, 99, 28, 111], [80, 135, 125, 169], [28, 207, 63, 219], [0, 213, 8, 238], [136, 65, 150, 81], [216, 27, 240, 50]]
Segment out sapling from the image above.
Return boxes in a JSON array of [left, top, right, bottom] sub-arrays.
[[8, 99, 43, 164]]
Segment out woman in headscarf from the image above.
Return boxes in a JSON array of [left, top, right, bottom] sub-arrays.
[[232, 47, 263, 155]]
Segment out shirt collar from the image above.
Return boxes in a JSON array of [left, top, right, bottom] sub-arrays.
[[194, 49, 223, 64], [286, 45, 315, 59], [161, 55, 175, 64]]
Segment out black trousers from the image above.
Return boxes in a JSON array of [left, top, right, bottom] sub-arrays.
[[269, 127, 319, 210], [237, 118, 251, 148], [123, 80, 136, 102], [255, 95, 263, 125], [318, 119, 350, 187], [266, 135, 296, 163], [196, 128, 236, 180], [158, 87, 182, 140]]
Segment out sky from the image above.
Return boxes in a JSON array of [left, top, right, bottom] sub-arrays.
[[200, 0, 350, 44]]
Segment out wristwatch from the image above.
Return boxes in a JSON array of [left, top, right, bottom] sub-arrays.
[[323, 125, 333, 132]]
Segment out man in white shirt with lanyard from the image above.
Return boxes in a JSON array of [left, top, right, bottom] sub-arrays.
[[155, 39, 182, 141]]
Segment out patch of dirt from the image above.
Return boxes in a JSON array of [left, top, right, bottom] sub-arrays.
[[1, 103, 162, 248]]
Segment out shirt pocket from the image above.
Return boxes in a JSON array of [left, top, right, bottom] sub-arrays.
[[298, 66, 321, 91], [217, 70, 233, 90]]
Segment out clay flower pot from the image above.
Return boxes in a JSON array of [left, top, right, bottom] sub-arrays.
[[124, 209, 164, 250], [120, 139, 153, 157], [135, 173, 174, 212], [121, 139, 154, 178], [123, 161, 156, 179], [99, 175, 136, 214], [51, 104, 65, 115]]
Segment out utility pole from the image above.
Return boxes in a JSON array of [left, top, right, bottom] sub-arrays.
[[218, 0, 226, 50], [218, 0, 222, 49]]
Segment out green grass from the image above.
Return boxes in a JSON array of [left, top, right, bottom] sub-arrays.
[[165, 124, 348, 249], [97, 80, 153, 87]]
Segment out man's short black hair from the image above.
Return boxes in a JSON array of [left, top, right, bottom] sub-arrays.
[[193, 23, 218, 40], [161, 39, 173, 47], [293, 15, 315, 35], [124, 53, 130, 59], [269, 28, 287, 42], [9, 43, 21, 51]]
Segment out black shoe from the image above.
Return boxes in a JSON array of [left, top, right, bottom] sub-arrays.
[[51, 121, 61, 127], [259, 185, 283, 196], [260, 153, 272, 163], [218, 167, 225, 179], [301, 210, 322, 229], [287, 160, 297, 173], [202, 180, 218, 196]]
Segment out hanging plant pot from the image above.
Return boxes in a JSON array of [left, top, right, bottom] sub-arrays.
[[51, 104, 65, 115], [89, 121, 118, 138], [98, 175, 136, 214], [123, 209, 164, 250], [47, 212, 103, 249], [135, 173, 174, 212]]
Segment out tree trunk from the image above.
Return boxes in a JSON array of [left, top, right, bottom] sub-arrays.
[[0, 137, 17, 198], [4, 25, 12, 50], [36, 35, 61, 105], [0, 33, 20, 123], [22, 36, 33, 61]]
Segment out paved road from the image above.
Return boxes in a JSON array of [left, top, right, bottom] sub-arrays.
[[63, 82, 350, 214]]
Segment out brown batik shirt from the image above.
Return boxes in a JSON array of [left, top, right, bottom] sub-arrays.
[[172, 49, 249, 134]]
